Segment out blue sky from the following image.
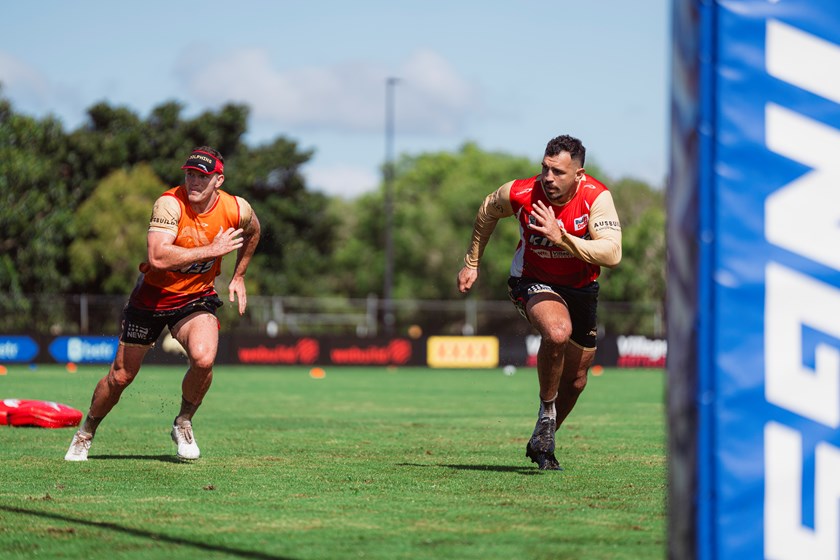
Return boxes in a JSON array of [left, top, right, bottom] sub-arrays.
[[1, 1, 670, 198]]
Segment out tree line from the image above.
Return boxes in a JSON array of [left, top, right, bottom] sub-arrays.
[[0, 88, 665, 333]]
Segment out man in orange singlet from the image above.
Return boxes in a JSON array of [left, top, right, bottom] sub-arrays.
[[457, 135, 622, 470], [65, 146, 261, 461]]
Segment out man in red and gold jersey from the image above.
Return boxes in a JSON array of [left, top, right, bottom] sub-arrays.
[[457, 135, 622, 470], [66, 146, 261, 461]]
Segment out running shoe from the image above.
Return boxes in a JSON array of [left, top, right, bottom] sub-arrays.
[[171, 422, 200, 460], [525, 417, 562, 470], [64, 431, 92, 461]]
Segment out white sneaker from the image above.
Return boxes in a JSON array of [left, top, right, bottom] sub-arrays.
[[171, 422, 200, 460], [65, 431, 92, 461]]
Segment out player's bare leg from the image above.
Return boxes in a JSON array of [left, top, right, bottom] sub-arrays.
[[168, 312, 219, 459], [85, 344, 149, 431], [554, 344, 595, 429], [65, 343, 149, 461], [524, 294, 572, 470]]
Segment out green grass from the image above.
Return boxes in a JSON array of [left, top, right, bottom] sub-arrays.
[[0, 364, 665, 560]]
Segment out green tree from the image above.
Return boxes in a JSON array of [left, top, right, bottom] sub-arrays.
[[228, 138, 338, 297], [599, 177, 666, 303], [1, 89, 330, 327], [66, 101, 252, 199], [325, 142, 667, 331], [0, 89, 79, 331], [1, 83, 667, 336], [0, 94, 74, 297], [598, 177, 666, 334], [68, 164, 166, 294], [331, 143, 537, 300]]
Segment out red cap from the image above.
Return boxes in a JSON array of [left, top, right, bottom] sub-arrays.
[[181, 150, 224, 175]]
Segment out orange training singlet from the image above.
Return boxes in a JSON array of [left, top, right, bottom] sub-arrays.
[[130, 186, 242, 311]]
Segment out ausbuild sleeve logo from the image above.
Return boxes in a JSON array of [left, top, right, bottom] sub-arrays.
[[49, 336, 119, 363]]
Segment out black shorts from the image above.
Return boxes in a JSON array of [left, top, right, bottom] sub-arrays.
[[507, 277, 599, 349], [120, 294, 223, 346]]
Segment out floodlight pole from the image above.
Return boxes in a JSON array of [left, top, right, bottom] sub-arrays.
[[383, 77, 399, 336]]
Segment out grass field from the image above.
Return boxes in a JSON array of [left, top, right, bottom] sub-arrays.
[[0, 364, 665, 560]]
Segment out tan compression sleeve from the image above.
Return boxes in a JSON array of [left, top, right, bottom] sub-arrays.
[[148, 195, 180, 236], [235, 196, 254, 232], [556, 190, 622, 268], [464, 182, 515, 269]]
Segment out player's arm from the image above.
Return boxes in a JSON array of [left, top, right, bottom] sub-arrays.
[[146, 196, 244, 271], [227, 197, 262, 315], [463, 182, 515, 269], [458, 182, 515, 293], [230, 197, 261, 280], [535, 191, 622, 268]]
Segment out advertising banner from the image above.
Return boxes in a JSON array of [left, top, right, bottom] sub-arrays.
[[223, 335, 425, 367], [594, 335, 667, 369], [48, 336, 119, 364], [427, 336, 499, 368], [0, 333, 663, 369], [0, 336, 39, 363], [670, 1, 840, 558]]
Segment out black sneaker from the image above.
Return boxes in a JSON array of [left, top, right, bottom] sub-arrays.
[[525, 417, 562, 470]]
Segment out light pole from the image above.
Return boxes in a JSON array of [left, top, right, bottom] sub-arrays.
[[383, 77, 399, 335]]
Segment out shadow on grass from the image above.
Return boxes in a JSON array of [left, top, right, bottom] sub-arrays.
[[398, 463, 543, 475], [91, 454, 185, 463], [0, 504, 298, 560]]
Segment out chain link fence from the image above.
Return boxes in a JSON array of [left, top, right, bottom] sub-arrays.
[[0, 293, 664, 339]]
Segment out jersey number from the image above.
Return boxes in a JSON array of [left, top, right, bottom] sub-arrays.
[[179, 259, 215, 274]]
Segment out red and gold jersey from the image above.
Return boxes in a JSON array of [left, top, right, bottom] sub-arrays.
[[508, 174, 610, 287], [130, 186, 250, 311]]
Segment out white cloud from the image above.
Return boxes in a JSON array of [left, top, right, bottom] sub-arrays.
[[177, 48, 479, 135], [396, 50, 475, 134], [303, 164, 380, 199], [0, 51, 51, 104], [0, 51, 87, 127]]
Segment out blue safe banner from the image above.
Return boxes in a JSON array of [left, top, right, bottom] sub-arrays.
[[702, 1, 840, 558], [0, 336, 40, 363], [48, 336, 119, 364]]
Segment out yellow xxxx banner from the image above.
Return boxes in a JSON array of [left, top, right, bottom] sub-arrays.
[[426, 336, 499, 368]]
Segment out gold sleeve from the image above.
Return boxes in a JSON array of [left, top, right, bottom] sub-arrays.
[[235, 196, 255, 232], [148, 196, 181, 236], [463, 182, 515, 269], [557, 190, 622, 268]]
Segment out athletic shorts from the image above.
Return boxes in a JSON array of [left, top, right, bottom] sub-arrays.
[[507, 277, 599, 349], [120, 294, 223, 346]]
